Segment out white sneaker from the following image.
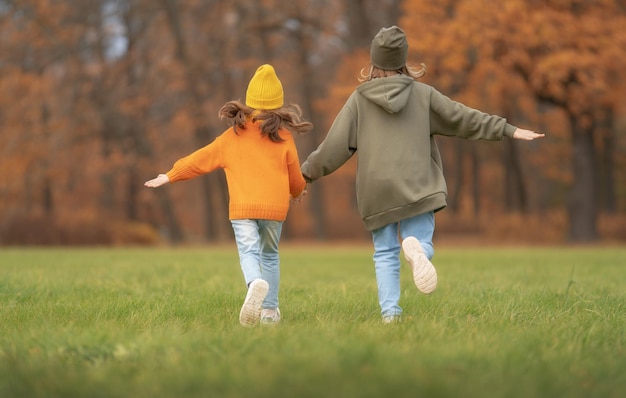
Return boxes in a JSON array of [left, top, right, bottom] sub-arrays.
[[402, 237, 437, 294], [260, 308, 281, 325], [239, 279, 269, 327], [382, 314, 401, 324]]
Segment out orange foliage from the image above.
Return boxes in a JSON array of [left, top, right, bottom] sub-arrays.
[[0, 0, 625, 244]]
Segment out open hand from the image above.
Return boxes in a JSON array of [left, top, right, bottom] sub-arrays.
[[144, 174, 170, 188], [513, 128, 545, 141]]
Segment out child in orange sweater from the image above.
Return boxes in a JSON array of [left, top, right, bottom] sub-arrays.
[[145, 64, 311, 327]]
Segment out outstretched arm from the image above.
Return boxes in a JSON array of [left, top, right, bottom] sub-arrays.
[[144, 174, 170, 188], [512, 128, 545, 141]]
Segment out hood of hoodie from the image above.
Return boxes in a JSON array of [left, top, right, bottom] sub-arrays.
[[356, 75, 414, 114]]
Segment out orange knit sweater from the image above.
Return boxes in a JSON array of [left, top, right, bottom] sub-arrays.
[[165, 121, 306, 221]]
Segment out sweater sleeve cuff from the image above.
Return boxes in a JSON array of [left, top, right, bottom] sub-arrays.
[[165, 170, 183, 183]]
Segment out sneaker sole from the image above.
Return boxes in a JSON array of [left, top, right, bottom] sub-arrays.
[[239, 279, 269, 327], [402, 237, 437, 294]]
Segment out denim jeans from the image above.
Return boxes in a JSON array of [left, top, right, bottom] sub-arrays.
[[231, 219, 283, 309], [371, 211, 435, 317]]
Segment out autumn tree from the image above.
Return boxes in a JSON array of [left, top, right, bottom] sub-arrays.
[[401, 0, 626, 242], [493, 0, 626, 241], [0, 0, 394, 244], [0, 0, 114, 243], [3, 0, 623, 245]]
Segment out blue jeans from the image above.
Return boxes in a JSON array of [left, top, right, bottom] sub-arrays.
[[231, 219, 283, 309], [371, 212, 435, 317]]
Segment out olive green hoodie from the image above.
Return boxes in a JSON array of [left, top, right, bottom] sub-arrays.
[[301, 75, 517, 231]]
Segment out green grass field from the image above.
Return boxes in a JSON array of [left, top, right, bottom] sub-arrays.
[[1, 245, 624, 398]]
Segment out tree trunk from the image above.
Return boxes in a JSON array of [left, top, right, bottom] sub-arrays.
[[194, 128, 231, 242], [292, 25, 327, 239], [600, 131, 616, 214], [471, 145, 480, 217], [41, 103, 54, 216], [160, 0, 230, 241], [157, 193, 184, 243], [597, 108, 616, 214], [503, 139, 527, 212], [345, 0, 374, 48], [447, 140, 464, 213], [567, 114, 598, 242]]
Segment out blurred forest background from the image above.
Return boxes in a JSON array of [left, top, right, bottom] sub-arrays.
[[1, 0, 625, 246]]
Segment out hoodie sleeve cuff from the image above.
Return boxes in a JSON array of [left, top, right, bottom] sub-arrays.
[[504, 123, 517, 138]]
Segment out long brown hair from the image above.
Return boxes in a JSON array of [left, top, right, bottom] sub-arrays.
[[218, 101, 312, 143], [359, 63, 427, 82]]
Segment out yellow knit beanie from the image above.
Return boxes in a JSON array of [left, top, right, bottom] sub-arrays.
[[245, 64, 284, 110]]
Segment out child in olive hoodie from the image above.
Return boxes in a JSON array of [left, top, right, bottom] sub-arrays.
[[300, 26, 544, 323]]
